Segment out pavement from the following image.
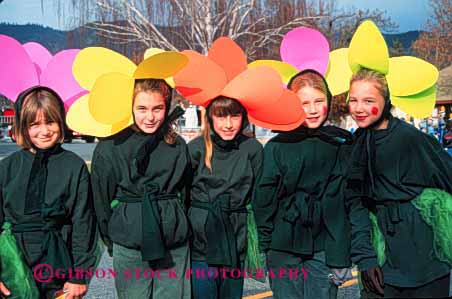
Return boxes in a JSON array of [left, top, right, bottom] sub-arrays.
[[84, 249, 361, 299]]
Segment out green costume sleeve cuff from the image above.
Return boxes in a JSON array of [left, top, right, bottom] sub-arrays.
[[357, 257, 379, 271]]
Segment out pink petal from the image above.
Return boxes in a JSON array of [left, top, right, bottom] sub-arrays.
[[280, 27, 330, 75], [40, 49, 87, 102], [23, 42, 53, 73], [0, 34, 39, 101]]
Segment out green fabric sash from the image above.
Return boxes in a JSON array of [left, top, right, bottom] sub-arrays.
[[369, 212, 386, 266], [117, 183, 177, 262], [283, 192, 322, 255], [192, 195, 247, 268], [11, 219, 72, 288], [246, 204, 263, 271], [412, 188, 452, 266], [0, 222, 40, 299]]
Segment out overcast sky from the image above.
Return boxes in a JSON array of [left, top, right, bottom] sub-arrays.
[[0, 0, 431, 33]]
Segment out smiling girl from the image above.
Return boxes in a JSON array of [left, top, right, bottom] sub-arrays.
[[91, 79, 191, 299], [253, 70, 353, 299], [188, 96, 263, 299], [346, 69, 452, 298], [0, 86, 97, 299]]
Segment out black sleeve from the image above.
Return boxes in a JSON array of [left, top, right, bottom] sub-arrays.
[[91, 148, 117, 256], [249, 142, 263, 204], [68, 165, 98, 284], [252, 142, 281, 252], [178, 143, 193, 212], [343, 140, 378, 271], [345, 193, 378, 270]]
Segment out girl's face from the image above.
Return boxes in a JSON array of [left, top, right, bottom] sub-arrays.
[[297, 86, 328, 129], [28, 110, 61, 150], [133, 91, 167, 134], [211, 113, 243, 141], [348, 80, 386, 128]]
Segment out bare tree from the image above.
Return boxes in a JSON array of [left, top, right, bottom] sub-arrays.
[[55, 0, 330, 58], [412, 0, 452, 69]]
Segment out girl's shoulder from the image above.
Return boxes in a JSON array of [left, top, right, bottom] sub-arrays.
[[187, 135, 205, 151], [57, 149, 86, 166], [0, 149, 25, 170], [238, 135, 263, 155]]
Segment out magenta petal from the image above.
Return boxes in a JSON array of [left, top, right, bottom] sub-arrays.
[[280, 27, 330, 75], [40, 49, 86, 102], [0, 34, 39, 101], [33, 63, 43, 77], [23, 42, 53, 73]]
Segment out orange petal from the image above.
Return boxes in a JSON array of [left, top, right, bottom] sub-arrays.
[[208, 37, 247, 82], [173, 50, 227, 107], [248, 89, 306, 131], [221, 66, 305, 130], [222, 66, 283, 109]]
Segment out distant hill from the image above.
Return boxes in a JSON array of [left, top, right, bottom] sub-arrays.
[[0, 22, 157, 59], [383, 31, 423, 50], [0, 23, 67, 53]]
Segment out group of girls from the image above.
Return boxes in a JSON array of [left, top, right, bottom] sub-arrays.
[[1, 19, 451, 299]]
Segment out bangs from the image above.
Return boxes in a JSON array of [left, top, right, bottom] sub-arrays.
[[208, 97, 245, 117], [15, 89, 65, 149], [23, 101, 61, 126]]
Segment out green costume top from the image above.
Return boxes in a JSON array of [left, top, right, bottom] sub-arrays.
[[188, 134, 263, 267], [253, 132, 352, 268], [346, 117, 452, 287], [91, 127, 190, 261], [0, 148, 97, 285]]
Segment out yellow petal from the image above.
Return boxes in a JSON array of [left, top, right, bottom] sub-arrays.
[[164, 77, 176, 88], [348, 20, 389, 74], [144, 48, 164, 59], [387, 56, 439, 96], [325, 48, 352, 95], [89, 73, 134, 125], [143, 48, 179, 87], [67, 95, 133, 137], [134, 51, 188, 79], [248, 60, 298, 84], [391, 85, 437, 119], [73, 47, 136, 90]]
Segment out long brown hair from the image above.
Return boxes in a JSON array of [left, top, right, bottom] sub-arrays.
[[133, 79, 177, 144], [203, 96, 245, 172], [14, 89, 65, 149]]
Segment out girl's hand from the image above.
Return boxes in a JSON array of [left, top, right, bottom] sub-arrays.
[[63, 282, 87, 299], [0, 281, 11, 298]]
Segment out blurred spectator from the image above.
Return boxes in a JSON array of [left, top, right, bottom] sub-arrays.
[[443, 120, 452, 155]]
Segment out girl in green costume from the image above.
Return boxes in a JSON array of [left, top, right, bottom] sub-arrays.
[[0, 87, 97, 299], [91, 79, 191, 299], [346, 68, 452, 298], [188, 96, 263, 299], [253, 69, 354, 299]]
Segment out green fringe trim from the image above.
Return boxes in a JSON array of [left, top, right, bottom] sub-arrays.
[[245, 204, 263, 271], [412, 188, 452, 266], [0, 222, 40, 299], [369, 212, 386, 266]]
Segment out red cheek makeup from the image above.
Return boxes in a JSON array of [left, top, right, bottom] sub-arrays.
[[322, 106, 328, 115], [371, 107, 379, 115]]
